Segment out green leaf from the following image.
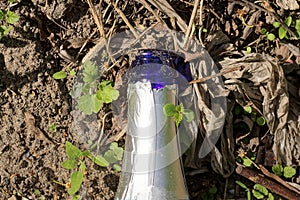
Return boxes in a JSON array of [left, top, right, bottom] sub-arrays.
[[174, 113, 183, 127], [272, 164, 283, 176], [176, 103, 184, 113], [6, 11, 19, 24], [183, 109, 195, 122], [243, 106, 252, 114], [53, 71, 67, 79], [163, 103, 177, 117], [246, 46, 252, 53], [268, 193, 274, 200], [236, 181, 248, 190], [0, 10, 6, 20], [69, 69, 76, 76], [81, 150, 91, 157], [104, 150, 118, 163], [252, 190, 264, 199], [272, 21, 281, 28], [83, 61, 98, 84], [242, 157, 253, 167], [109, 142, 118, 150], [256, 116, 266, 126], [89, 155, 109, 167], [62, 159, 77, 169], [283, 166, 296, 178], [66, 141, 82, 159], [247, 190, 251, 200], [267, 33, 275, 41], [113, 164, 122, 172], [296, 20, 300, 30], [78, 94, 103, 115], [109, 142, 123, 160], [68, 171, 83, 195], [285, 16, 292, 27], [260, 28, 267, 35], [0, 25, 12, 35], [96, 83, 119, 103], [279, 27, 287, 39], [254, 184, 268, 196]]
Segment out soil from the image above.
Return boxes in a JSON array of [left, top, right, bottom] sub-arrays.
[[0, 0, 299, 199]]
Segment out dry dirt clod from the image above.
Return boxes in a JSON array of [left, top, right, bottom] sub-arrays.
[[24, 112, 55, 145]]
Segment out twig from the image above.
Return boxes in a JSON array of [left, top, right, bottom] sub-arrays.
[[189, 66, 243, 84], [86, 0, 105, 38], [147, 0, 187, 32], [183, 0, 200, 48], [97, 111, 112, 153], [236, 165, 300, 199], [139, 0, 162, 23], [259, 164, 300, 195], [111, 1, 139, 38]]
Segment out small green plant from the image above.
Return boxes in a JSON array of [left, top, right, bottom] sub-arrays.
[[0, 0, 19, 39], [237, 149, 259, 169], [260, 28, 276, 41], [260, 16, 300, 40], [236, 181, 274, 200], [272, 16, 292, 40], [69, 61, 119, 115], [252, 184, 274, 200], [48, 123, 57, 132], [34, 189, 45, 200], [53, 69, 76, 79], [235, 105, 266, 126], [58, 141, 123, 198], [272, 164, 296, 178], [163, 103, 194, 127]]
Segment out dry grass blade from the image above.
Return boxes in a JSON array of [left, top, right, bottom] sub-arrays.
[[183, 0, 200, 47], [147, 0, 188, 32], [86, 0, 106, 38], [112, 1, 139, 38], [139, 0, 163, 23]]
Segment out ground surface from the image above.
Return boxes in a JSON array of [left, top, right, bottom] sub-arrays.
[[0, 0, 300, 199]]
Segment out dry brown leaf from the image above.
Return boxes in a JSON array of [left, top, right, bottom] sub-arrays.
[[276, 0, 299, 10], [220, 53, 300, 165]]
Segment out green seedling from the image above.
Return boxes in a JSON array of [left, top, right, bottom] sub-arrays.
[[34, 189, 45, 200], [163, 103, 194, 127], [260, 28, 276, 41], [236, 181, 274, 200], [69, 61, 119, 115], [273, 16, 292, 40], [48, 123, 57, 132], [59, 141, 123, 198], [252, 184, 274, 200], [236, 181, 251, 200], [272, 164, 296, 178], [237, 149, 259, 169], [272, 16, 300, 40], [236, 105, 266, 127], [53, 69, 76, 79], [0, 1, 19, 40]]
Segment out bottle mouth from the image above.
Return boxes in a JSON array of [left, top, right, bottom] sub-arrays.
[[131, 49, 193, 85]]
